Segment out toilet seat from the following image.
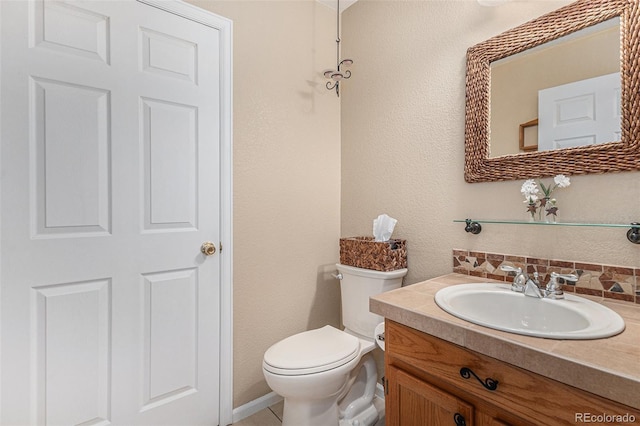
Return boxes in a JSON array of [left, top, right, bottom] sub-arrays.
[[263, 325, 360, 376]]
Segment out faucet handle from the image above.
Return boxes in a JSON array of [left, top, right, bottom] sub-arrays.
[[501, 265, 526, 293], [545, 272, 577, 299], [549, 272, 578, 283], [500, 265, 522, 274]]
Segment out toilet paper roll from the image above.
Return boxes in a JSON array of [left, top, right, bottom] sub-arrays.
[[374, 322, 386, 351]]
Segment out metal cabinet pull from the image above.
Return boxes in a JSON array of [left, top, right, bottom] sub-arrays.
[[460, 367, 499, 391]]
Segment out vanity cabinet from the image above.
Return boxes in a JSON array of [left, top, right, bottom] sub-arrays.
[[385, 320, 640, 426]]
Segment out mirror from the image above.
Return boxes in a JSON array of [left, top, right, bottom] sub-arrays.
[[490, 18, 620, 157], [464, 0, 640, 183]]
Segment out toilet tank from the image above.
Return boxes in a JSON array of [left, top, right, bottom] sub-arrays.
[[336, 263, 407, 340]]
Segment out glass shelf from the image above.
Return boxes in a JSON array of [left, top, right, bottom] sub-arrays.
[[455, 219, 640, 244], [453, 219, 640, 229]]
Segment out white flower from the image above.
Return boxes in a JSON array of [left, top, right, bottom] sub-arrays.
[[520, 179, 539, 198], [553, 174, 570, 188], [523, 194, 539, 203]]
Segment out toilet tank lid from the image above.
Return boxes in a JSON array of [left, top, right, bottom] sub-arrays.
[[263, 325, 359, 373]]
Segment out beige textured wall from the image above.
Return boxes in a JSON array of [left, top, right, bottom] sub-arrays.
[[185, 0, 640, 412], [187, 0, 342, 407], [341, 0, 640, 288]]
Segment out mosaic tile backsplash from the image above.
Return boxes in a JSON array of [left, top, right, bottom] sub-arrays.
[[453, 249, 640, 305]]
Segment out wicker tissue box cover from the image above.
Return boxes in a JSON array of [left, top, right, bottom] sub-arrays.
[[339, 237, 407, 272]]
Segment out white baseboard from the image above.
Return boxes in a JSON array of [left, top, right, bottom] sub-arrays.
[[231, 391, 283, 424]]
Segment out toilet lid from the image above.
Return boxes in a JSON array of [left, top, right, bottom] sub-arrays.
[[263, 325, 360, 376]]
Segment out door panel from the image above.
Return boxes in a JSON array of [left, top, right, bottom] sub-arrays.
[[142, 268, 199, 409], [142, 98, 198, 230], [31, 77, 112, 235], [32, 0, 111, 64], [140, 27, 198, 83], [33, 279, 112, 426]]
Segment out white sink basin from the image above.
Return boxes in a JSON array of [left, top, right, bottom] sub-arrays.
[[434, 283, 625, 340]]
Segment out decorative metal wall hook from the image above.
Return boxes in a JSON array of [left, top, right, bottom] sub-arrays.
[[324, 0, 353, 97]]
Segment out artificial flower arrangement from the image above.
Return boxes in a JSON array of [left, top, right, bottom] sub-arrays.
[[520, 174, 571, 222]]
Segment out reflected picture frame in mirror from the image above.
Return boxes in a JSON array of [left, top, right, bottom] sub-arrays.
[[464, 0, 640, 183]]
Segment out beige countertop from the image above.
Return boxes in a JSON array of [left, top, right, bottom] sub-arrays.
[[370, 273, 640, 410]]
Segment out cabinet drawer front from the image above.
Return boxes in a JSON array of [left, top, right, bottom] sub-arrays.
[[386, 320, 639, 425]]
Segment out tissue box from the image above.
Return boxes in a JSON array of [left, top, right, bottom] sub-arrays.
[[339, 237, 407, 272]]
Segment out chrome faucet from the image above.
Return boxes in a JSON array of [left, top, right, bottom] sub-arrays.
[[500, 266, 577, 300], [523, 272, 544, 298]]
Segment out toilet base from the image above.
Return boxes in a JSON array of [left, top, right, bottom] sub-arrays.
[[279, 353, 379, 426], [338, 353, 379, 426], [339, 404, 378, 426], [280, 389, 379, 426], [282, 397, 340, 426]]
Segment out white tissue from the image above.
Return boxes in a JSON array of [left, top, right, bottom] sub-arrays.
[[373, 214, 397, 242]]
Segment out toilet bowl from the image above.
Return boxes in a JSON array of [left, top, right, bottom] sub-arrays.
[[263, 325, 377, 426], [262, 264, 408, 426]]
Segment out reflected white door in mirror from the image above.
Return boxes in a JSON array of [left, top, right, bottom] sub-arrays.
[[538, 72, 621, 151]]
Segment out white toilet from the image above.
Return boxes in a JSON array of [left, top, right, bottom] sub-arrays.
[[262, 263, 408, 426]]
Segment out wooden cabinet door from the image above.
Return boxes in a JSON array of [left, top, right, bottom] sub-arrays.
[[387, 365, 473, 426]]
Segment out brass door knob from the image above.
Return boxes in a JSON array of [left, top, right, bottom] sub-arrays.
[[201, 242, 216, 256]]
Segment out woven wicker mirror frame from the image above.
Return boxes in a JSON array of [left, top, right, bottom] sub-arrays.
[[464, 0, 640, 183]]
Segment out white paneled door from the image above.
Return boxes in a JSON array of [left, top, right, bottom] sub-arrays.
[[538, 72, 621, 151], [0, 1, 231, 425]]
